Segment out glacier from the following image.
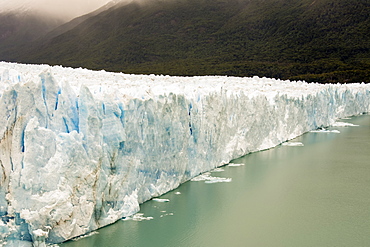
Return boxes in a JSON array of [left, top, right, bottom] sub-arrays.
[[0, 61, 369, 246]]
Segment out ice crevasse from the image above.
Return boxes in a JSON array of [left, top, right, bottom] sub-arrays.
[[0, 62, 369, 246]]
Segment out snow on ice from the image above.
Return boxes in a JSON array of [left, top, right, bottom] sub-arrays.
[[0, 62, 369, 246]]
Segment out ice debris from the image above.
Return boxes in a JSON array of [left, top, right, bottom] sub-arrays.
[[332, 122, 359, 127], [122, 213, 153, 221], [227, 163, 245, 167], [282, 142, 304, 147], [191, 172, 232, 183], [160, 213, 174, 218], [310, 129, 341, 133], [152, 198, 170, 202], [211, 167, 225, 172]]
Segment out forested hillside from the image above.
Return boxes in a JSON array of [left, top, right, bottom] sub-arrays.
[[0, 11, 63, 54], [1, 0, 369, 83]]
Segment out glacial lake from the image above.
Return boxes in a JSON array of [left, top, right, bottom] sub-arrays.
[[61, 114, 370, 247]]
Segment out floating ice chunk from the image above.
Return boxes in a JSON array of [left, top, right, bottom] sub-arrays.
[[191, 172, 211, 181], [331, 130, 341, 133], [160, 213, 174, 217], [332, 122, 359, 127], [122, 213, 153, 221], [152, 198, 170, 202], [211, 168, 225, 172], [191, 172, 232, 183], [204, 177, 232, 183], [282, 142, 304, 147], [227, 163, 245, 167], [310, 129, 340, 133]]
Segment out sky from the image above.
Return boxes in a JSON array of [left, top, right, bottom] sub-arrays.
[[0, 0, 114, 20]]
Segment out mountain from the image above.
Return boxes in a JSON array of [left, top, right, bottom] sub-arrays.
[[2, 0, 370, 83], [41, 0, 121, 41], [0, 11, 63, 54]]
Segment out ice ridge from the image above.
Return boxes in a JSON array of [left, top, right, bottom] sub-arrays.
[[0, 62, 369, 246]]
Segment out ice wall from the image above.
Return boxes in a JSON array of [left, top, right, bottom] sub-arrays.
[[0, 62, 369, 246]]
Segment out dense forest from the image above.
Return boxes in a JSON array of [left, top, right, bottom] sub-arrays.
[[1, 0, 369, 83]]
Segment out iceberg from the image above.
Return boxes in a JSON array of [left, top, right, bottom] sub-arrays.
[[0, 62, 369, 246], [151, 198, 170, 202]]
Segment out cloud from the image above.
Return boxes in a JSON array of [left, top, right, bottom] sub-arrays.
[[0, 0, 114, 20]]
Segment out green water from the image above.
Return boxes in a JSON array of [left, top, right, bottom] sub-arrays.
[[61, 115, 370, 247]]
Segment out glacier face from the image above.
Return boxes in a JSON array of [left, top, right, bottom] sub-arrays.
[[0, 62, 369, 246]]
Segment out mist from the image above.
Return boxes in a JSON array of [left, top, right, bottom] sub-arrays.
[[0, 0, 116, 21]]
